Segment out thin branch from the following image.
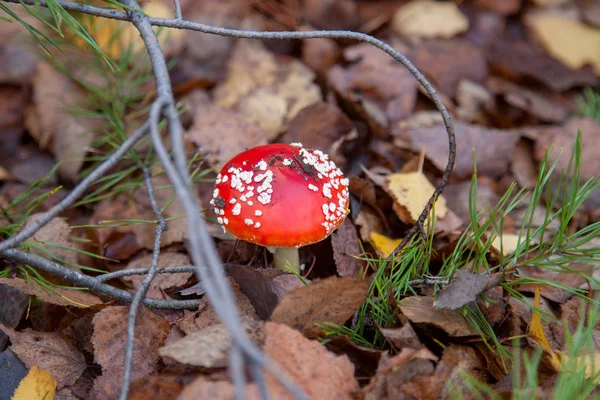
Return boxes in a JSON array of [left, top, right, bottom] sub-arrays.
[[0, 248, 199, 309], [96, 265, 196, 282], [121, 150, 168, 400], [172, 0, 182, 20]]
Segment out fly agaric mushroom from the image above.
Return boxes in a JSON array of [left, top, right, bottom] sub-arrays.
[[210, 143, 350, 273]]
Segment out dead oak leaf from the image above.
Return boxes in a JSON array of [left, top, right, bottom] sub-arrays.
[[527, 14, 600, 75], [434, 269, 503, 310], [90, 306, 170, 399], [394, 121, 521, 179], [0, 278, 102, 308], [400, 296, 476, 337], [0, 325, 86, 389], [158, 320, 264, 368], [270, 277, 369, 336], [392, 1, 468, 39], [24, 213, 78, 267], [331, 218, 365, 278]]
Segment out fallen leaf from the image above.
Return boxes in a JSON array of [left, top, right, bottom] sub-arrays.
[[177, 379, 234, 400], [331, 218, 365, 278], [11, 365, 56, 400], [370, 232, 402, 259], [527, 14, 600, 74], [256, 322, 360, 399], [385, 171, 448, 224], [534, 118, 600, 182], [184, 102, 268, 171], [455, 80, 496, 124], [516, 263, 591, 303], [302, 0, 360, 30], [410, 39, 489, 98], [434, 269, 503, 310], [328, 43, 418, 123], [226, 264, 279, 320], [491, 233, 523, 256], [122, 252, 192, 297], [582, 0, 600, 28], [270, 277, 369, 336], [128, 374, 188, 400], [158, 320, 264, 368], [363, 347, 437, 400], [400, 296, 477, 337], [325, 335, 383, 381], [24, 213, 78, 267], [177, 278, 259, 334], [528, 287, 562, 370], [0, 278, 102, 308], [0, 325, 86, 389], [301, 37, 340, 73], [379, 323, 421, 351], [486, 39, 598, 92], [511, 139, 539, 190], [443, 179, 500, 222], [391, 1, 468, 39], [214, 40, 321, 136], [90, 306, 170, 399], [486, 77, 569, 123], [269, 274, 307, 302], [394, 121, 521, 179], [281, 102, 355, 154]]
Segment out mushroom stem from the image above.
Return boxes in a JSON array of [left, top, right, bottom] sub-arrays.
[[271, 247, 300, 273]]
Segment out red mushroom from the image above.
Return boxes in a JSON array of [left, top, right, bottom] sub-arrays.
[[210, 143, 350, 273]]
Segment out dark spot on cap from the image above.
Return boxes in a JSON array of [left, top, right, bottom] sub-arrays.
[[215, 196, 226, 208]]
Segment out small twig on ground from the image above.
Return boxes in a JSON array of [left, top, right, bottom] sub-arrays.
[[120, 159, 169, 400], [96, 265, 196, 282], [0, 249, 199, 309]]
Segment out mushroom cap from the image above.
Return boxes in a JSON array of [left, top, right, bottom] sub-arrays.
[[211, 143, 350, 248]]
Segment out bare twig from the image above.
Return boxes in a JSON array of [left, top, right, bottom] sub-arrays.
[[0, 248, 199, 309], [121, 149, 169, 400], [172, 0, 182, 20], [96, 265, 196, 282]]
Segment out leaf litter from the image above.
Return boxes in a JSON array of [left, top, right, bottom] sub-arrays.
[[1, 0, 600, 398]]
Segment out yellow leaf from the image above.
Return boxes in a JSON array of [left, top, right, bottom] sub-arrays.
[[528, 287, 561, 370], [385, 171, 448, 224], [11, 366, 56, 400], [370, 232, 402, 258], [392, 0, 469, 39], [560, 352, 600, 383], [528, 15, 600, 74], [491, 234, 521, 256]]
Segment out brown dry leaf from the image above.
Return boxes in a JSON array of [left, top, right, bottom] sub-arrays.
[[400, 296, 477, 337], [474, 0, 522, 15], [328, 43, 418, 123], [0, 282, 28, 348], [511, 139, 539, 190], [185, 102, 268, 171], [90, 306, 170, 399], [177, 379, 234, 400], [455, 80, 495, 124], [11, 365, 56, 400], [0, 278, 102, 308], [24, 63, 90, 165], [395, 121, 521, 178], [158, 320, 263, 368], [379, 324, 421, 351], [391, 1, 468, 39], [0, 325, 86, 389], [491, 234, 523, 256], [281, 102, 355, 153], [363, 347, 437, 400], [255, 322, 360, 399], [534, 118, 600, 182], [226, 264, 279, 320], [516, 263, 591, 303], [582, 0, 600, 28], [331, 218, 365, 278], [410, 39, 489, 98], [177, 278, 259, 335], [486, 39, 598, 92], [301, 37, 340, 73], [527, 14, 600, 74], [24, 213, 78, 266], [385, 171, 448, 224], [370, 232, 402, 258], [122, 252, 192, 297], [325, 335, 384, 380], [486, 77, 569, 123], [213, 40, 321, 136], [270, 277, 369, 336], [269, 273, 307, 302], [434, 269, 503, 310]]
